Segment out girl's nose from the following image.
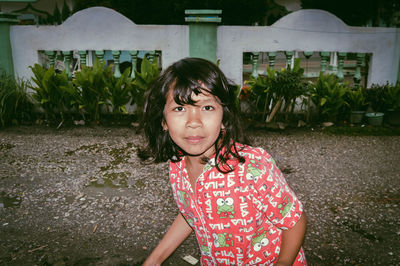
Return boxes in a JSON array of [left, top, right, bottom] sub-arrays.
[[186, 108, 202, 128]]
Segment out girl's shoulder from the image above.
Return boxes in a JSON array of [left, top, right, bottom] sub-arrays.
[[235, 143, 274, 162]]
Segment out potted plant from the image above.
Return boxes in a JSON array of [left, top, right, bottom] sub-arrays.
[[383, 82, 400, 125], [344, 86, 368, 124], [310, 72, 348, 124], [365, 84, 387, 126]]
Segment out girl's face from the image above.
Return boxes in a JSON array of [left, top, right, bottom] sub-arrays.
[[163, 88, 224, 160]]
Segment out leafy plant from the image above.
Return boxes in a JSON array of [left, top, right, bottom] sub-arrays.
[[310, 72, 349, 122], [244, 68, 273, 120], [131, 57, 160, 119], [366, 83, 388, 112], [267, 59, 308, 122], [72, 60, 110, 123], [0, 71, 34, 127], [29, 64, 73, 125], [105, 67, 133, 115], [244, 58, 308, 122], [344, 86, 368, 111], [383, 82, 400, 111]]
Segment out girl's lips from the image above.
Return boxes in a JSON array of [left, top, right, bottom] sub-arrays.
[[186, 136, 204, 144]]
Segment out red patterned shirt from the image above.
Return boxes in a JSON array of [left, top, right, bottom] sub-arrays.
[[169, 144, 306, 265]]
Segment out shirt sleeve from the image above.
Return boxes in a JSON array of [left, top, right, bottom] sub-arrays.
[[249, 148, 303, 230]]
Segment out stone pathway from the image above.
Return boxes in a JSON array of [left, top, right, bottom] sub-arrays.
[[0, 126, 399, 265]]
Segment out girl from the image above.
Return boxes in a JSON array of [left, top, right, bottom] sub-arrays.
[[141, 57, 307, 265]]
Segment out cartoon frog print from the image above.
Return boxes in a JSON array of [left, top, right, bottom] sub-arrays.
[[201, 244, 211, 256], [213, 232, 233, 248], [251, 230, 269, 252], [246, 159, 263, 183], [216, 197, 235, 218], [177, 190, 190, 207], [278, 196, 293, 217]]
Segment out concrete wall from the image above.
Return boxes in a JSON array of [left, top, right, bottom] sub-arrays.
[[10, 7, 189, 80], [10, 7, 400, 87], [218, 9, 400, 86]]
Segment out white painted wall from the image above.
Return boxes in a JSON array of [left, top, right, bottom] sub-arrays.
[[10, 7, 189, 80], [218, 9, 400, 87], [10, 8, 400, 87]]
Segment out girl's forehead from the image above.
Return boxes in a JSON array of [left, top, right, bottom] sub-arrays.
[[166, 87, 219, 104]]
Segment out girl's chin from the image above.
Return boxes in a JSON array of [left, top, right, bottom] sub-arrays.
[[183, 148, 215, 159]]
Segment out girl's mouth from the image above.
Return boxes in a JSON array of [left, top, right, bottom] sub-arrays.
[[186, 136, 204, 144]]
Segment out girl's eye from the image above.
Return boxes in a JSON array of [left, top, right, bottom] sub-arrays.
[[203, 105, 214, 111], [173, 106, 185, 112]]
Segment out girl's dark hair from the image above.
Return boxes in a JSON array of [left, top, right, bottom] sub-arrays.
[[140, 57, 250, 173]]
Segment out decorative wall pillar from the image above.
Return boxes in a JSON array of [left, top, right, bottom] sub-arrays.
[[62, 50, 72, 79], [303, 51, 313, 59], [95, 50, 104, 63], [251, 52, 259, 78], [147, 50, 156, 63], [354, 53, 365, 86], [267, 52, 277, 69], [284, 51, 294, 69], [44, 50, 56, 67], [129, 50, 138, 78], [185, 9, 221, 63], [0, 12, 19, 77], [320, 52, 330, 73], [112, 50, 121, 78], [78, 50, 87, 67], [337, 52, 346, 82], [303, 51, 313, 76], [330, 52, 338, 71]]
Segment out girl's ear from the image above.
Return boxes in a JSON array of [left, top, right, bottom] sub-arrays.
[[162, 120, 168, 131], [221, 124, 225, 130]]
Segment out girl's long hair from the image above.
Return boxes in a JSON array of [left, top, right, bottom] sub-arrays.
[[140, 57, 250, 173]]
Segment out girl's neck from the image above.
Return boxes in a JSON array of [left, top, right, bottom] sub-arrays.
[[185, 156, 205, 193]]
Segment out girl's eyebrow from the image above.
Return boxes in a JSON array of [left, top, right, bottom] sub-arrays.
[[193, 97, 219, 105]]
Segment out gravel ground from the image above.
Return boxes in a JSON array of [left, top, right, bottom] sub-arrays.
[[0, 125, 399, 265]]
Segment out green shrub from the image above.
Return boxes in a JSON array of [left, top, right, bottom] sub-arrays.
[[29, 64, 73, 125], [0, 71, 34, 127], [344, 86, 368, 111], [245, 58, 308, 122], [105, 67, 133, 115], [71, 60, 110, 123], [27, 56, 161, 126], [310, 72, 348, 122], [366, 83, 388, 112], [131, 57, 160, 119], [383, 82, 400, 111]]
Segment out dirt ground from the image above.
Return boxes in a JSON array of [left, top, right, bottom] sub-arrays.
[[0, 125, 399, 265]]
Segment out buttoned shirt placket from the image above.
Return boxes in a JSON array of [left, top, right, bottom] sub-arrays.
[[176, 158, 218, 265]]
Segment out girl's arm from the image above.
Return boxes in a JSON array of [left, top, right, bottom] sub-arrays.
[[275, 212, 307, 266], [143, 213, 193, 266]]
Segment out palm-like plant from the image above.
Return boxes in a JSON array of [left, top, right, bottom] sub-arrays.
[[105, 67, 133, 115], [245, 58, 307, 122], [384, 82, 400, 111], [131, 57, 160, 119], [72, 60, 110, 123], [310, 72, 348, 122], [345, 86, 368, 111], [29, 64, 72, 125]]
